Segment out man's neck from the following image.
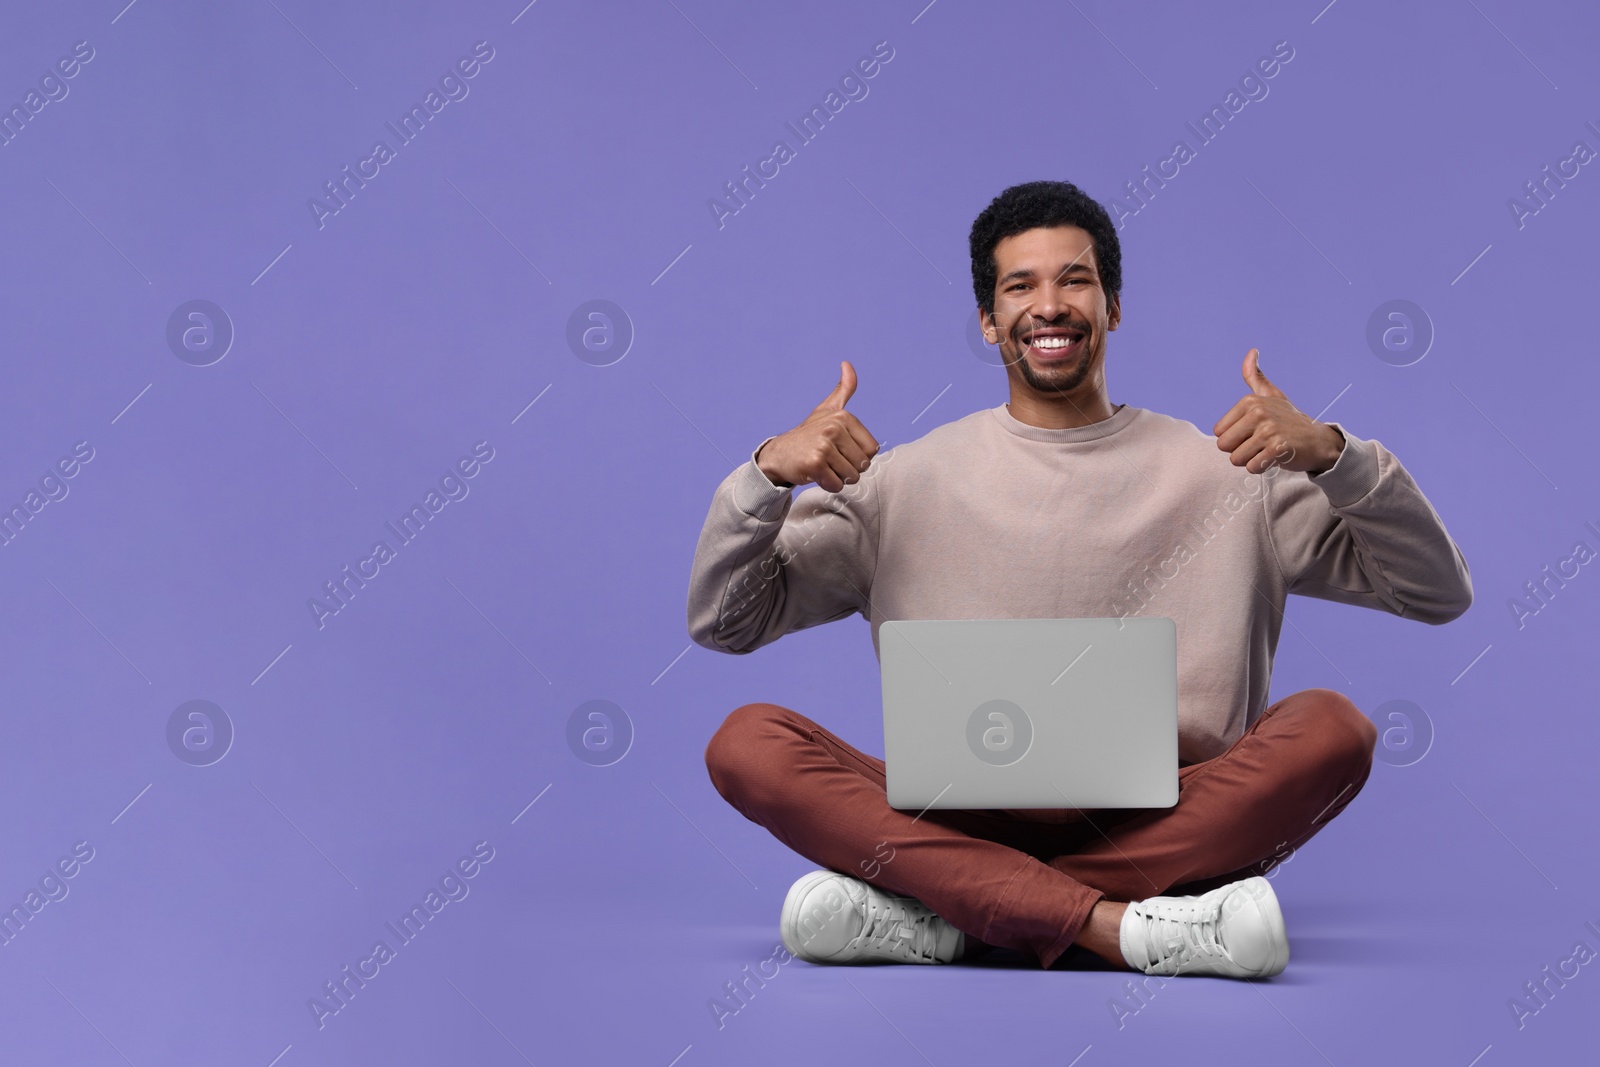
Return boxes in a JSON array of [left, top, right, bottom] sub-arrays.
[[1005, 390, 1119, 429]]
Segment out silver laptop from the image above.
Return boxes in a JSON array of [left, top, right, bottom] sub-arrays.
[[880, 618, 1179, 810]]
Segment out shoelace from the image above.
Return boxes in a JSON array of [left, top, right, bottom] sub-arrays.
[[1135, 898, 1228, 973], [852, 897, 940, 961]]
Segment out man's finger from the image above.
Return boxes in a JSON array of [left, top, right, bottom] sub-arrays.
[[815, 360, 858, 413], [840, 412, 881, 462], [1242, 348, 1286, 399], [1213, 395, 1255, 439], [1215, 408, 1263, 454]]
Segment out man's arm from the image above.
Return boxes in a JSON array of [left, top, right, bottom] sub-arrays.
[[686, 436, 881, 654], [1265, 424, 1473, 623]]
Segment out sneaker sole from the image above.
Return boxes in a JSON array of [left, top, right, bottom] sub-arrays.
[[780, 869, 853, 963]]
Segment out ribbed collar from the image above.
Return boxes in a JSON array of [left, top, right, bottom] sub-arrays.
[[990, 401, 1141, 444]]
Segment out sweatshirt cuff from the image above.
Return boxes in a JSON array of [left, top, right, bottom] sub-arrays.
[[733, 436, 793, 521], [1306, 422, 1380, 507]]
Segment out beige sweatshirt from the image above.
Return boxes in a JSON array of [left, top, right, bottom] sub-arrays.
[[686, 401, 1473, 763]]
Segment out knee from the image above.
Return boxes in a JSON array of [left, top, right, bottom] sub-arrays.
[[704, 702, 789, 802], [1292, 688, 1378, 774]]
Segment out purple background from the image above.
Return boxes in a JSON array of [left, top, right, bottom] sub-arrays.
[[1, 0, 1595, 1063]]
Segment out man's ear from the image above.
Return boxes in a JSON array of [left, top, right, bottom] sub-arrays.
[[1107, 293, 1122, 332], [980, 306, 996, 342]]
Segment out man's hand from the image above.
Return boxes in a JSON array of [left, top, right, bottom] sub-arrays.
[[755, 360, 881, 493], [1213, 348, 1345, 475]]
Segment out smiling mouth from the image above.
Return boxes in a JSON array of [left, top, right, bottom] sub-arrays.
[[1021, 331, 1086, 360]]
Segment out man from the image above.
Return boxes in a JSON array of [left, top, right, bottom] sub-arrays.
[[686, 180, 1472, 979]]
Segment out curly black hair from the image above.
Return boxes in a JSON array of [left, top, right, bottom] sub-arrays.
[[968, 180, 1122, 316]]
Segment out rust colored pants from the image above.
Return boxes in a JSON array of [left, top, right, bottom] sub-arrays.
[[704, 688, 1377, 969]]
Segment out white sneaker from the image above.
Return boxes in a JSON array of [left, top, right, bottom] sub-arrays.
[[1119, 876, 1289, 979], [779, 870, 965, 965]]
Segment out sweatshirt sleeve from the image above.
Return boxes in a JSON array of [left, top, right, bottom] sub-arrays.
[[686, 436, 883, 655], [1264, 422, 1473, 624]]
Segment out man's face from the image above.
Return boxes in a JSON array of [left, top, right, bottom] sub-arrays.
[[980, 225, 1120, 398]]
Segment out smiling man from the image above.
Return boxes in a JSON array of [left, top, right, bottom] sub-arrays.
[[686, 180, 1472, 979]]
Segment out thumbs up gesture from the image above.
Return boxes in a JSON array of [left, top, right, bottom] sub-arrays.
[[755, 360, 882, 492], [1213, 349, 1345, 475]]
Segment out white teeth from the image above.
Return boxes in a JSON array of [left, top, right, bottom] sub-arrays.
[[1031, 335, 1078, 349]]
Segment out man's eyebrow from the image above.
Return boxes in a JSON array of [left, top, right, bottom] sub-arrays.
[[997, 261, 1098, 285]]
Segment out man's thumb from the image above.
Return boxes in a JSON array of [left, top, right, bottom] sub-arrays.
[[1243, 348, 1284, 398], [819, 360, 857, 410]]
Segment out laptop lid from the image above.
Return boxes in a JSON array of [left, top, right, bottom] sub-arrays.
[[880, 618, 1179, 811]]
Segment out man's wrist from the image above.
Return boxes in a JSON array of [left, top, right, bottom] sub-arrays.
[[1308, 423, 1345, 476], [754, 439, 792, 488]]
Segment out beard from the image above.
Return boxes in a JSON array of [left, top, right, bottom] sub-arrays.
[[1013, 339, 1094, 394]]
